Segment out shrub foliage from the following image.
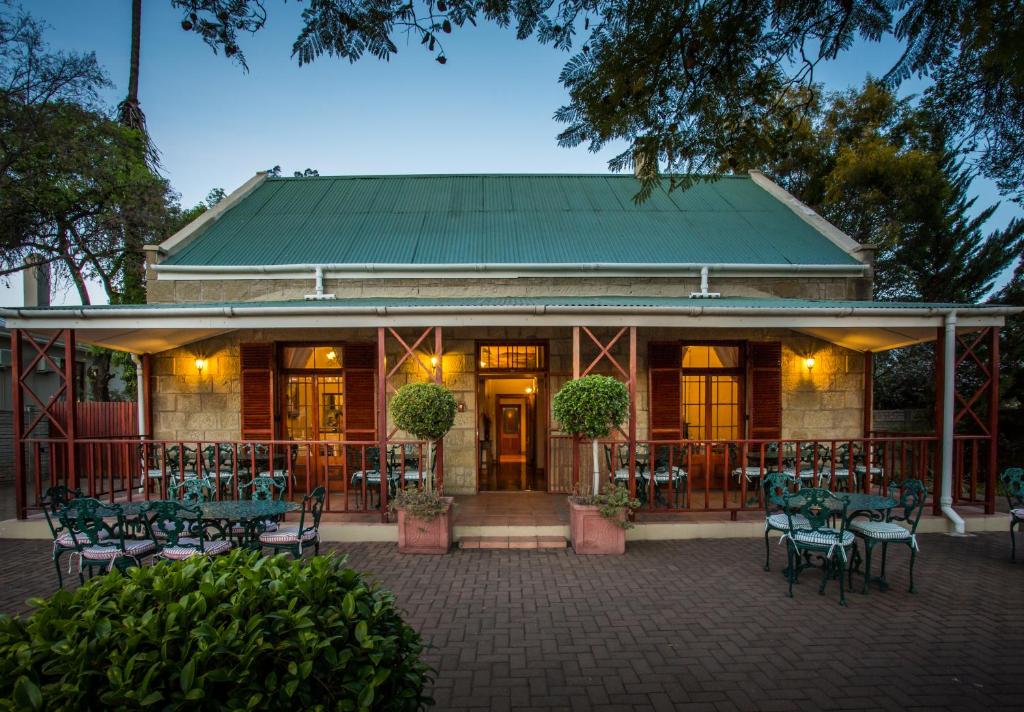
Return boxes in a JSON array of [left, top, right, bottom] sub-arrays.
[[0, 550, 432, 711], [553, 375, 629, 439], [389, 382, 457, 442]]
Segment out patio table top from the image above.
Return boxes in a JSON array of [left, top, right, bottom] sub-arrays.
[[115, 500, 299, 520]]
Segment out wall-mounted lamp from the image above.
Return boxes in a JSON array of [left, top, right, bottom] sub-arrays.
[[525, 386, 534, 394], [456, 401, 467, 413], [430, 355, 439, 368], [803, 356, 816, 371], [194, 358, 207, 374]]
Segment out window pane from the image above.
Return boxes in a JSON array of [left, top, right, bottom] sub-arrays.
[[479, 344, 545, 371], [282, 346, 342, 369], [681, 345, 739, 369]]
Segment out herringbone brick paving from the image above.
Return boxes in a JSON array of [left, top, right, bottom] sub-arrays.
[[1, 533, 1021, 711]]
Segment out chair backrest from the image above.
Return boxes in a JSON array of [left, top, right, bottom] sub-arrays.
[[1001, 468, 1024, 509], [57, 498, 124, 551], [784, 487, 847, 534], [142, 500, 203, 548], [203, 443, 235, 471], [240, 474, 285, 501], [887, 479, 928, 532], [296, 486, 326, 535], [41, 485, 82, 538], [763, 471, 796, 509], [165, 444, 199, 473], [173, 475, 215, 503], [359, 446, 381, 471]]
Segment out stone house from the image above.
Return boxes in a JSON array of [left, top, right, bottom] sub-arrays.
[[2, 172, 1015, 520]]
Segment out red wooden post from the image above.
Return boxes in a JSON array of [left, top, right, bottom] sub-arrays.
[[571, 326, 580, 491], [933, 326, 945, 515], [434, 326, 444, 492], [987, 327, 1000, 514], [63, 329, 78, 492], [863, 351, 873, 437], [11, 330, 26, 519], [377, 327, 388, 521], [628, 327, 637, 500]]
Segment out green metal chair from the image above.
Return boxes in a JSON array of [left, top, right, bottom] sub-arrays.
[[646, 445, 686, 508], [848, 479, 926, 593], [1000, 468, 1024, 562], [761, 471, 803, 571], [171, 475, 215, 504], [142, 500, 232, 561], [783, 487, 854, 606], [58, 498, 155, 583], [259, 486, 325, 558], [202, 443, 237, 496], [41, 486, 87, 588], [350, 446, 384, 509], [232, 474, 285, 544]]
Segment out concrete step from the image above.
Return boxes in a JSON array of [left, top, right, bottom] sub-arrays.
[[459, 535, 567, 550]]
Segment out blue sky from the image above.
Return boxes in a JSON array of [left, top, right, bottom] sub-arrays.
[[4, 1, 1020, 305]]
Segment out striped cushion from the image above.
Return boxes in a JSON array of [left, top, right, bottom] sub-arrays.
[[230, 521, 278, 534], [792, 528, 855, 549], [850, 520, 912, 540], [1011, 508, 1024, 520], [351, 470, 381, 484], [649, 468, 686, 484], [259, 526, 318, 545], [160, 538, 232, 560], [55, 530, 109, 547], [765, 513, 810, 531], [81, 539, 155, 561]]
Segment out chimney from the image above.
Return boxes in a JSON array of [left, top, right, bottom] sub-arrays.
[[23, 255, 50, 307]]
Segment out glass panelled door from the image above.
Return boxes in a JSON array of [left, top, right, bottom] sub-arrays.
[[680, 345, 744, 488], [282, 346, 345, 491]]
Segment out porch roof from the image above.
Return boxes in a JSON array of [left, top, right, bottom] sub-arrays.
[[2, 296, 1017, 355]]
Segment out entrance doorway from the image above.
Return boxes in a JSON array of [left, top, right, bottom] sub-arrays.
[[476, 341, 548, 491]]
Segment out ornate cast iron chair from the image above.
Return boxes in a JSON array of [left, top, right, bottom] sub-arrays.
[[761, 472, 803, 571], [58, 498, 155, 583], [603, 443, 650, 498], [142, 500, 232, 562], [782, 487, 854, 606], [350, 446, 384, 509], [202, 443, 237, 496], [1001, 468, 1024, 561], [231, 474, 285, 544], [388, 444, 435, 496], [848, 479, 926, 593], [645, 445, 686, 508], [259, 486, 325, 559], [41, 486, 89, 588]]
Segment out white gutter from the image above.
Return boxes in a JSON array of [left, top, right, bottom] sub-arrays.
[[130, 353, 147, 438], [2, 304, 1019, 320], [152, 261, 870, 277], [940, 311, 966, 534]]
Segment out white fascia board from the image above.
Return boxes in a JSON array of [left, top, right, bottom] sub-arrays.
[[748, 170, 871, 262], [144, 172, 268, 260], [152, 261, 870, 280]]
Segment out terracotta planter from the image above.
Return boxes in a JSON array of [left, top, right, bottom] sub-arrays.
[[397, 497, 454, 554], [568, 497, 626, 555]]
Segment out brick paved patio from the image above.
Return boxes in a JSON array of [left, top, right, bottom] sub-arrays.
[[2, 532, 1022, 711]]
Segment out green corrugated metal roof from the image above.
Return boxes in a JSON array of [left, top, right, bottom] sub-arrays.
[[161, 175, 861, 267], [14, 296, 1002, 312]]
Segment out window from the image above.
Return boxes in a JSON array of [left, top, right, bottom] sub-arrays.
[[680, 343, 744, 441], [281, 346, 342, 370], [477, 343, 546, 371], [681, 345, 740, 369]]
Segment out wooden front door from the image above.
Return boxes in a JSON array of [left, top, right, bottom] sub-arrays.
[[497, 396, 528, 489]]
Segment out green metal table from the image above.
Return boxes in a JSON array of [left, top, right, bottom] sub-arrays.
[[119, 500, 299, 546]]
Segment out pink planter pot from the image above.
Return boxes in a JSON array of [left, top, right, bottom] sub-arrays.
[[397, 497, 454, 554], [568, 498, 626, 555]]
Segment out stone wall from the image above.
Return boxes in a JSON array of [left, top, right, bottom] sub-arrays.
[[145, 273, 871, 304], [150, 327, 865, 495]]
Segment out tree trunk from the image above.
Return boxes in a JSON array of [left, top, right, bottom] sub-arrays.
[[592, 438, 601, 496], [127, 0, 141, 104], [118, 0, 147, 304]]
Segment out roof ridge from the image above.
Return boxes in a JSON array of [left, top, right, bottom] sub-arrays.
[[264, 173, 746, 181]]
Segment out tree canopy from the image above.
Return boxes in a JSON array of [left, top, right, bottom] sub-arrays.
[[171, 1, 1024, 203]]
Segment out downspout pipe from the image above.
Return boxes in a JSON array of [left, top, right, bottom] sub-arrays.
[[131, 353, 147, 438], [940, 311, 966, 534]]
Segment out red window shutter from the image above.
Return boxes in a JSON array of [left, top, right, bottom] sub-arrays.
[[344, 343, 377, 439], [749, 342, 782, 440], [648, 342, 682, 439], [240, 343, 275, 440]]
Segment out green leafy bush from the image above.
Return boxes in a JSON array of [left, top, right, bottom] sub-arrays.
[[552, 375, 629, 439], [572, 483, 642, 529], [0, 550, 432, 711], [389, 383, 457, 442]]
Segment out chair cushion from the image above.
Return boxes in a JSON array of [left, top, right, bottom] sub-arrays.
[[765, 513, 810, 531], [55, 530, 109, 548], [161, 538, 232, 560], [791, 528, 855, 549], [850, 520, 912, 540], [649, 468, 686, 484], [259, 526, 318, 545], [1011, 508, 1024, 520], [351, 470, 382, 485], [230, 521, 278, 534], [81, 539, 155, 561]]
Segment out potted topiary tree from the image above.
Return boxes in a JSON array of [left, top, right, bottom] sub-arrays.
[[553, 374, 638, 554], [388, 381, 458, 554]]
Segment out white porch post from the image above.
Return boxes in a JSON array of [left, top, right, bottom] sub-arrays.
[[940, 311, 965, 534]]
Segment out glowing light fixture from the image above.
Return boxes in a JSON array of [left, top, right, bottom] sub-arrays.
[[194, 358, 207, 374], [804, 356, 816, 370], [525, 386, 534, 394], [430, 355, 439, 367], [326, 349, 337, 361]]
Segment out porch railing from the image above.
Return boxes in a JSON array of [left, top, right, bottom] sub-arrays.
[[19, 438, 432, 521], [551, 434, 996, 516]]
